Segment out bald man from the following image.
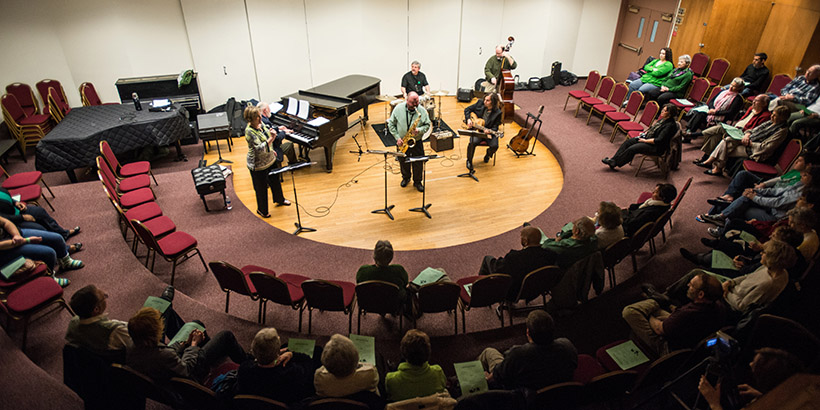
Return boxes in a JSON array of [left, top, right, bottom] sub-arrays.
[[482, 45, 518, 93], [388, 92, 431, 192], [479, 226, 557, 301]]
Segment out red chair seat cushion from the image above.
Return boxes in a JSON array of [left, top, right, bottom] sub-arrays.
[[574, 354, 605, 384], [279, 273, 311, 301], [119, 188, 154, 208], [125, 201, 163, 222], [6, 276, 62, 312], [580, 97, 605, 106], [157, 231, 197, 257], [328, 280, 356, 307], [742, 160, 777, 176], [120, 161, 151, 177], [0, 263, 48, 289], [568, 90, 590, 99], [617, 121, 643, 132], [117, 174, 151, 192], [593, 105, 617, 114], [456, 276, 481, 304], [670, 99, 693, 109], [2, 171, 42, 189], [19, 114, 51, 125], [242, 265, 277, 277], [627, 130, 644, 139], [605, 112, 631, 122], [142, 215, 176, 238], [8, 185, 41, 203]]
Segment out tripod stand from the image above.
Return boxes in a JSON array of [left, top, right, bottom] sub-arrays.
[[367, 150, 405, 220], [270, 162, 315, 235], [408, 155, 442, 218]]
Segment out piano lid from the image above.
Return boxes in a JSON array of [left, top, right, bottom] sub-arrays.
[[282, 74, 380, 111]]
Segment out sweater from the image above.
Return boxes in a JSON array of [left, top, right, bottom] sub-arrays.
[[385, 362, 447, 402], [639, 59, 673, 86]]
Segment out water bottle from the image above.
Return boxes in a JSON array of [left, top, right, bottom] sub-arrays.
[[132, 92, 142, 111], [225, 196, 232, 210]]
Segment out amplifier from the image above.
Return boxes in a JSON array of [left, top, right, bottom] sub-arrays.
[[430, 131, 454, 152]]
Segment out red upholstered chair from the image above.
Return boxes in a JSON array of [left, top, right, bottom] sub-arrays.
[[588, 82, 628, 127], [132, 220, 208, 286], [355, 280, 404, 333], [689, 52, 710, 77], [0, 275, 74, 351], [601, 237, 631, 288], [564, 70, 601, 110], [585, 370, 639, 408], [573, 353, 605, 384], [301, 279, 356, 334], [0, 262, 49, 295], [633, 121, 681, 178], [97, 167, 155, 210], [415, 281, 461, 334], [503, 266, 563, 324], [0, 163, 55, 200], [249, 271, 309, 330], [743, 139, 801, 178], [100, 140, 158, 185], [106, 190, 175, 255], [667, 177, 693, 230], [79, 82, 117, 106], [703, 58, 730, 89], [763, 74, 791, 98], [456, 273, 511, 332], [208, 261, 259, 316], [5, 83, 40, 116], [670, 77, 709, 119], [610, 101, 659, 143], [1, 93, 53, 158], [600, 89, 643, 134], [96, 156, 150, 193], [575, 76, 615, 118], [35, 79, 67, 116], [531, 382, 584, 409], [47, 86, 71, 124]]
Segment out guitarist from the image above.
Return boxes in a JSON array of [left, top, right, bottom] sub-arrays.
[[465, 93, 502, 171], [389, 92, 431, 192]]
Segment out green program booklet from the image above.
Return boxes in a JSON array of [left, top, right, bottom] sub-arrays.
[[1, 256, 26, 280], [287, 338, 316, 358], [605, 340, 650, 370], [712, 250, 739, 271], [720, 123, 744, 140], [143, 296, 171, 315], [412, 267, 445, 286], [169, 322, 206, 346], [349, 334, 376, 365], [454, 360, 488, 396]]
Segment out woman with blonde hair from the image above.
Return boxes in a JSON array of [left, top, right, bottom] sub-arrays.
[[244, 106, 290, 218]]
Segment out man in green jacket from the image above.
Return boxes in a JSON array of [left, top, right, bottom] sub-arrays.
[[482, 45, 517, 93]]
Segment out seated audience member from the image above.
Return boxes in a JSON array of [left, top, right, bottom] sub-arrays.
[[541, 216, 598, 271], [0, 187, 80, 242], [595, 201, 625, 249], [647, 54, 694, 106], [787, 206, 818, 260], [695, 94, 771, 162], [602, 103, 680, 170], [699, 348, 804, 410], [621, 183, 678, 237], [478, 310, 577, 391], [625, 271, 724, 356], [768, 64, 820, 110], [722, 239, 797, 312], [66, 285, 180, 356], [0, 215, 83, 286], [314, 334, 380, 398], [237, 328, 316, 405], [257, 102, 297, 165], [385, 330, 447, 402], [788, 95, 820, 138], [479, 226, 556, 301], [682, 78, 745, 140], [696, 106, 790, 176], [626, 47, 674, 101], [697, 166, 818, 225], [729, 53, 771, 97], [356, 240, 409, 305], [126, 307, 249, 383]]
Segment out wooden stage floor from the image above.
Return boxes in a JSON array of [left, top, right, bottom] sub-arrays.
[[203, 96, 563, 250]]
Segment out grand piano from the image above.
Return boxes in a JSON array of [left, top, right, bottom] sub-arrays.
[[271, 74, 380, 171]]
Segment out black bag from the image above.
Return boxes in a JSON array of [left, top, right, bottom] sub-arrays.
[[551, 61, 563, 80], [528, 77, 542, 90], [559, 70, 578, 86], [540, 76, 556, 90], [474, 78, 485, 92], [513, 75, 529, 91], [457, 88, 473, 102], [225, 97, 249, 137]]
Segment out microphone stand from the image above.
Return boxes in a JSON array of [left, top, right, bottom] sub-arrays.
[[348, 133, 364, 162], [408, 155, 442, 218], [270, 162, 316, 235], [367, 150, 405, 220]]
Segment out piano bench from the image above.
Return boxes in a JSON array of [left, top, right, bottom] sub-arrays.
[[191, 165, 227, 212]]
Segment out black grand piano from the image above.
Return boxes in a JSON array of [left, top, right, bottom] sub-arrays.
[[271, 74, 380, 171]]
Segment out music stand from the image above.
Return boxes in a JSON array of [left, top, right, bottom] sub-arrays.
[[456, 129, 493, 182], [367, 150, 405, 220], [270, 162, 315, 235], [408, 155, 442, 218], [197, 113, 233, 165]]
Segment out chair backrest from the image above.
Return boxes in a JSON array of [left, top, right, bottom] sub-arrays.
[[595, 77, 616, 100], [48, 87, 68, 123], [96, 156, 121, 192], [602, 237, 632, 269], [1, 93, 26, 124], [584, 70, 601, 94], [109, 363, 175, 406], [623, 90, 644, 118], [100, 140, 124, 173], [705, 58, 730, 84], [776, 139, 802, 174], [638, 101, 659, 127], [466, 274, 512, 308], [63, 343, 120, 410], [608, 83, 629, 108], [302, 280, 346, 311], [454, 389, 526, 410], [356, 280, 401, 315], [688, 77, 710, 101], [36, 79, 65, 112], [249, 272, 299, 306], [747, 314, 820, 368], [531, 382, 584, 409], [648, 210, 673, 239], [586, 370, 638, 404], [209, 261, 254, 297], [417, 281, 460, 313], [307, 398, 369, 410], [169, 377, 219, 410], [80, 82, 102, 106], [131, 220, 161, 254], [631, 349, 692, 393], [767, 73, 792, 95], [5, 83, 38, 115], [705, 86, 721, 105], [671, 177, 693, 212], [233, 394, 291, 410], [515, 265, 563, 303], [690, 52, 710, 77], [629, 222, 654, 250]]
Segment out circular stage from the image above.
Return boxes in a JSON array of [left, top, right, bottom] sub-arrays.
[[206, 96, 563, 250]]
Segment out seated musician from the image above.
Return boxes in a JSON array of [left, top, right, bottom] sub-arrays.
[[257, 102, 297, 165], [465, 93, 502, 170], [483, 46, 517, 93], [401, 61, 430, 99], [388, 92, 431, 192]]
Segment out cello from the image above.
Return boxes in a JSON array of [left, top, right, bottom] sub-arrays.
[[497, 36, 516, 120], [508, 105, 544, 154]]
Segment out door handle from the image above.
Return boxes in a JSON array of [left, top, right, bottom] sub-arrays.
[[618, 43, 640, 53]]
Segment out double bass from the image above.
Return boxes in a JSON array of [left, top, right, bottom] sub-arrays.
[[497, 36, 516, 120]]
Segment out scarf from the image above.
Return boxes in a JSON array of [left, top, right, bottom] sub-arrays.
[[707, 89, 737, 125]]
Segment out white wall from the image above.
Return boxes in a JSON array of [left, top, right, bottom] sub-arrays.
[[0, 0, 620, 112]]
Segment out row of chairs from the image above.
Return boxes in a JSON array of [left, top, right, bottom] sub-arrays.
[[96, 140, 206, 285]]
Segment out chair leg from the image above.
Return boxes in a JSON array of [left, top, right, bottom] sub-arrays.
[[574, 101, 583, 117], [21, 315, 30, 352], [308, 308, 313, 334], [298, 305, 303, 333], [564, 96, 570, 110], [453, 310, 458, 335], [635, 157, 646, 176], [357, 308, 362, 334], [170, 259, 177, 286], [150, 252, 157, 272], [149, 170, 158, 186], [41, 180, 55, 198], [348, 310, 352, 334], [41, 195, 55, 212], [225, 292, 230, 313], [461, 306, 466, 334], [195, 249, 208, 272], [599, 118, 607, 134]]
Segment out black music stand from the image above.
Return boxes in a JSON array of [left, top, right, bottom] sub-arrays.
[[197, 113, 233, 165], [270, 162, 315, 235], [367, 150, 405, 220], [408, 155, 442, 218], [456, 129, 492, 182]]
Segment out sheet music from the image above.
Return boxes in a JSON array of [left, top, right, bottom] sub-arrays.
[[270, 102, 283, 113], [286, 97, 298, 116], [298, 100, 310, 120], [307, 117, 330, 126]]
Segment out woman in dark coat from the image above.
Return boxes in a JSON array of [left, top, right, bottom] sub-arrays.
[[602, 103, 680, 169]]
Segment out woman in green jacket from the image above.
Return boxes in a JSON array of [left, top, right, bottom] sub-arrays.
[[626, 47, 674, 101], [649, 54, 694, 106]]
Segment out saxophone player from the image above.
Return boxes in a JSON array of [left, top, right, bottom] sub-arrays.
[[388, 92, 431, 192]]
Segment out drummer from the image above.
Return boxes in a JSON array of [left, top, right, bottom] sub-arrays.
[[401, 61, 430, 99]]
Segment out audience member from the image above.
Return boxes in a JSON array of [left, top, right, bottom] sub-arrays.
[[682, 78, 745, 141], [730, 53, 771, 97], [787, 206, 818, 260], [237, 328, 316, 405], [625, 271, 724, 356], [541, 216, 598, 270], [478, 310, 577, 391], [0, 215, 83, 287], [314, 334, 379, 398], [356, 240, 409, 305], [385, 330, 447, 402], [621, 183, 677, 237], [595, 201, 625, 249], [647, 54, 694, 106], [768, 64, 820, 110], [602, 104, 679, 170], [626, 47, 673, 101], [722, 239, 797, 312], [788, 95, 820, 138], [479, 226, 556, 301], [0, 187, 80, 242], [694, 94, 771, 161]]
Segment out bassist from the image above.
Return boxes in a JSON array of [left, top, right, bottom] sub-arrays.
[[465, 93, 502, 170]]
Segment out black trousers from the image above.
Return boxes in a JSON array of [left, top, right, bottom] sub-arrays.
[[466, 136, 499, 164], [249, 162, 285, 214], [399, 143, 425, 184], [611, 138, 657, 166]]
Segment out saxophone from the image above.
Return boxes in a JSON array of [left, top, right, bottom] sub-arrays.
[[398, 114, 421, 154]]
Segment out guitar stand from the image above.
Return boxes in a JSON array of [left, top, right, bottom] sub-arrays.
[[458, 167, 480, 182], [408, 155, 442, 218], [367, 150, 405, 220], [508, 109, 543, 158], [270, 162, 316, 235]]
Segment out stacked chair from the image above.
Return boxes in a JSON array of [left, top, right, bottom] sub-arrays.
[[5, 83, 40, 116], [35, 79, 67, 117], [79, 82, 118, 107], [1, 93, 53, 158]]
